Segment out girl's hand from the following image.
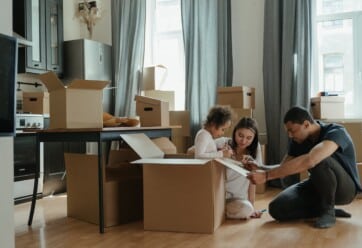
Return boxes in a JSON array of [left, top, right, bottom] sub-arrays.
[[223, 148, 234, 158]]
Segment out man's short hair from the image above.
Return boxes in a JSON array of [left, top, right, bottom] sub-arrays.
[[283, 106, 314, 124]]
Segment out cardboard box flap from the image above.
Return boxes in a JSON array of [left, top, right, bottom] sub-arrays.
[[214, 158, 249, 177], [132, 158, 210, 165], [134, 95, 166, 106], [68, 79, 109, 90], [311, 96, 345, 103], [217, 86, 253, 94], [120, 133, 164, 158], [38, 71, 64, 92]]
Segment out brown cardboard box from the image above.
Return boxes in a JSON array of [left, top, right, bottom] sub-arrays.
[[121, 133, 252, 233], [142, 160, 225, 233], [171, 135, 192, 153], [217, 86, 255, 109], [151, 137, 177, 154], [135, 95, 169, 127], [169, 110, 191, 137], [141, 65, 167, 90], [22, 92, 49, 114], [38, 71, 109, 129], [340, 122, 362, 162], [310, 96, 345, 119], [64, 152, 143, 227], [143, 90, 175, 111]]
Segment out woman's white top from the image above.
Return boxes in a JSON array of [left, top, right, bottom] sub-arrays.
[[225, 143, 263, 200]]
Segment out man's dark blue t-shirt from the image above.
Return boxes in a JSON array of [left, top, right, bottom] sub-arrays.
[[288, 121, 362, 192]]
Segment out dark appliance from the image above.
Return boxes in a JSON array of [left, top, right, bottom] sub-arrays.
[[14, 114, 44, 204], [0, 33, 17, 136]]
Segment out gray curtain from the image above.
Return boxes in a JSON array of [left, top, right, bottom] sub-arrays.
[[263, 0, 312, 166], [181, 0, 233, 138], [111, 0, 146, 116]]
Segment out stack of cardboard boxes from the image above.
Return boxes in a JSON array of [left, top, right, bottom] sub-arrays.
[[217, 86, 255, 137], [135, 66, 192, 153]]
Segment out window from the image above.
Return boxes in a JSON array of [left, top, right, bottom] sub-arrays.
[[312, 0, 362, 117], [144, 0, 185, 110]]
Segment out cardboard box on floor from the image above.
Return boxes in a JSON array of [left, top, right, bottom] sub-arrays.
[[38, 71, 109, 129], [64, 151, 143, 227], [22, 92, 49, 114], [121, 133, 250, 233]]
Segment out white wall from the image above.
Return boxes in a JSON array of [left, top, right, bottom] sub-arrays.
[[231, 0, 266, 138], [63, 0, 112, 45], [0, 2, 15, 248]]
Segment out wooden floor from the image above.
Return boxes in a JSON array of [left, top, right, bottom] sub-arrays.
[[15, 188, 362, 248]]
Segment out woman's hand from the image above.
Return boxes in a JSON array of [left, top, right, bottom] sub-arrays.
[[243, 159, 259, 171]]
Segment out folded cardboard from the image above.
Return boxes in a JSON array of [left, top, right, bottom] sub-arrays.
[[64, 151, 143, 227], [135, 95, 169, 127], [121, 133, 251, 233], [38, 71, 109, 129], [22, 92, 49, 114], [310, 96, 345, 119], [143, 90, 175, 111], [217, 86, 255, 109]]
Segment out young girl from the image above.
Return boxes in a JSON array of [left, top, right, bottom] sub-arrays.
[[226, 117, 264, 219], [194, 105, 234, 159]]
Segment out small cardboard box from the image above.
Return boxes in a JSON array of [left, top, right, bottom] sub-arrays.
[[38, 71, 109, 129], [122, 133, 250, 233], [340, 122, 362, 162], [22, 92, 49, 114], [141, 65, 167, 90], [217, 86, 255, 109], [135, 95, 169, 127], [143, 90, 175, 111], [310, 96, 345, 119], [64, 151, 143, 227]]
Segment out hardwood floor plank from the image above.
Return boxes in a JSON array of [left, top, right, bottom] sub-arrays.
[[15, 189, 362, 248]]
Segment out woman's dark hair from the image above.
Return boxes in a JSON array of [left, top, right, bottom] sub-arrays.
[[283, 106, 314, 124], [204, 105, 233, 129], [230, 117, 259, 158]]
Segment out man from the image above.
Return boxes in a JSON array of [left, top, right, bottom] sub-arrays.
[[247, 106, 361, 228]]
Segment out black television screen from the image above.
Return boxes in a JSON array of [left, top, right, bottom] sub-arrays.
[[0, 33, 17, 137]]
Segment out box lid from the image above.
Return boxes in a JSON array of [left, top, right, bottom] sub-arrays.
[[217, 86, 254, 93], [38, 71, 64, 92], [38, 71, 109, 91], [311, 96, 345, 103], [67, 79, 109, 90], [120, 133, 164, 159], [23, 91, 49, 98], [135, 95, 167, 106]]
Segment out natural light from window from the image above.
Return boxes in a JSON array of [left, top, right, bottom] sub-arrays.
[[312, 0, 362, 118], [144, 0, 185, 110]]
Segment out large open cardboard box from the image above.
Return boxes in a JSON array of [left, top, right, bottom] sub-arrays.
[[38, 71, 109, 129], [121, 133, 250, 233]]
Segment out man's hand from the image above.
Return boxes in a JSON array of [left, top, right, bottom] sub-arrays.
[[243, 160, 259, 171], [247, 170, 268, 184]]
